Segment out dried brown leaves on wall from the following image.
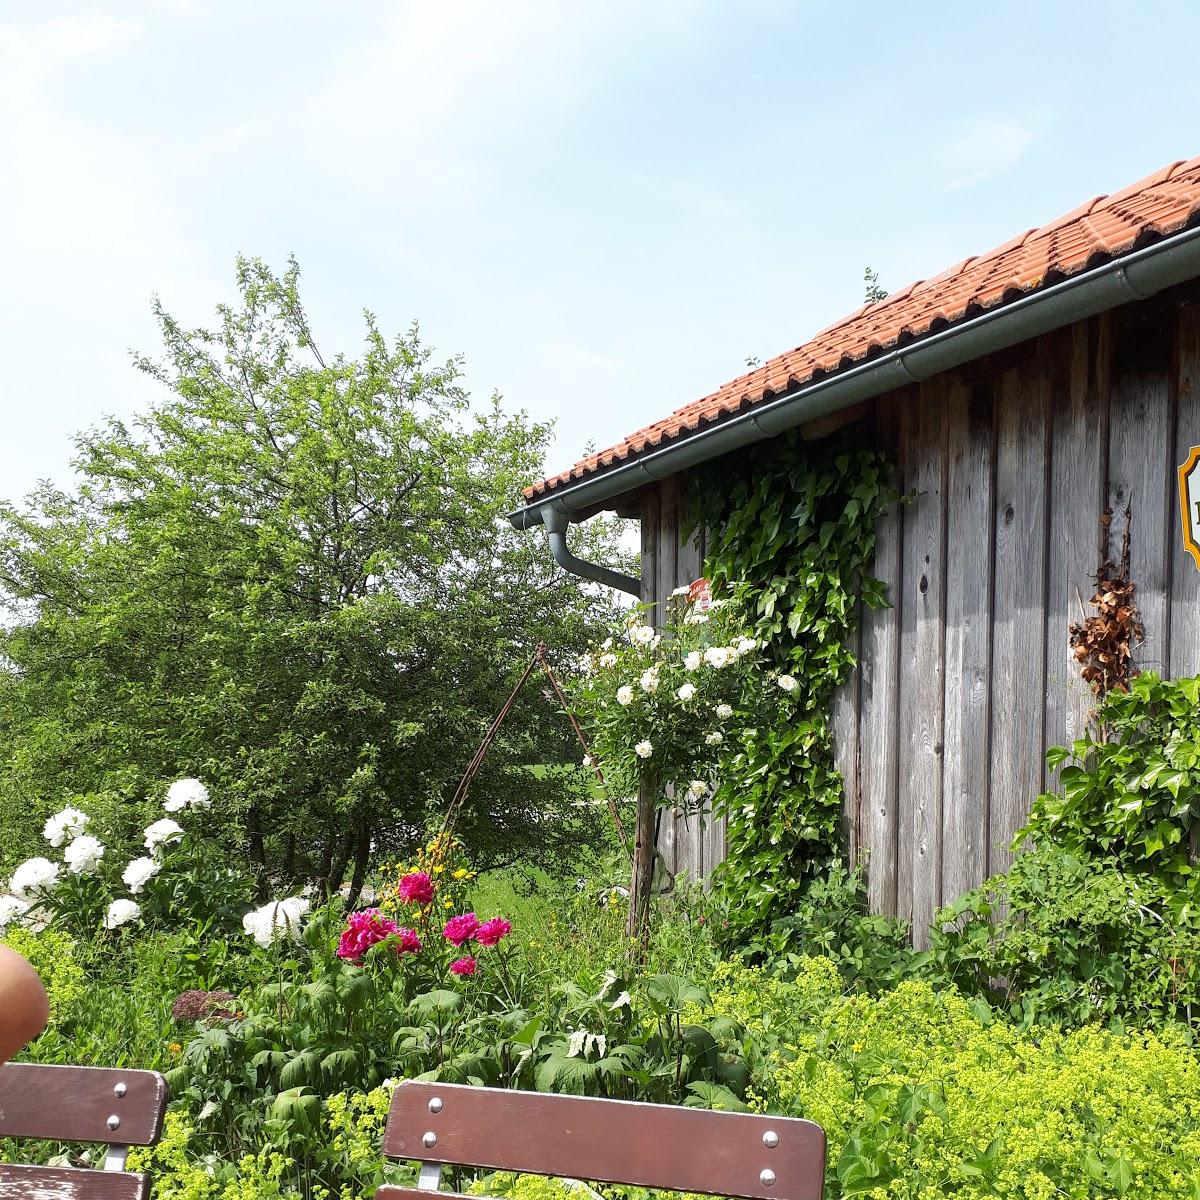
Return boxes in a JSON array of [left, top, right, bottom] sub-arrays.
[[1069, 506, 1145, 699]]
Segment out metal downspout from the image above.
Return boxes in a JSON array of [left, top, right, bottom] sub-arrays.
[[541, 504, 641, 597]]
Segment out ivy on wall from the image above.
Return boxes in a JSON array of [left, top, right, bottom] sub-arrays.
[[688, 430, 897, 943]]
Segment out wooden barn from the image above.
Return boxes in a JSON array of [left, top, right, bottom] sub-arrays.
[[512, 157, 1200, 936]]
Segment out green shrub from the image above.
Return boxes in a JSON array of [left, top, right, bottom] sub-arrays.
[[0, 925, 85, 1019]]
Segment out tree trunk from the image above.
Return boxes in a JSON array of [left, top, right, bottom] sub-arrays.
[[626, 781, 657, 938], [246, 807, 267, 897], [344, 819, 372, 910], [328, 830, 355, 896]]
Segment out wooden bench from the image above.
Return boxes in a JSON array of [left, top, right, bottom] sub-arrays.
[[0, 1063, 167, 1199], [378, 1081, 825, 1200]]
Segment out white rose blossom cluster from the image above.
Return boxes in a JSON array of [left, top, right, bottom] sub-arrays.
[[573, 584, 800, 815]]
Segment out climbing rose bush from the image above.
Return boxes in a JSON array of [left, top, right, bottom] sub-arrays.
[[569, 584, 798, 810]]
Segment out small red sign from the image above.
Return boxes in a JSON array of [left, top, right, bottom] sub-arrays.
[[687, 577, 712, 611]]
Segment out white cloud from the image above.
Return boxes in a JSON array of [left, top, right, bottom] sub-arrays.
[[915, 114, 1046, 193]]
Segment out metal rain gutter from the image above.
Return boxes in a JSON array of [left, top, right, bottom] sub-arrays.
[[510, 224, 1200, 556]]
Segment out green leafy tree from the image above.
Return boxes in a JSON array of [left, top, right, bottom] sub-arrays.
[[0, 257, 626, 891]]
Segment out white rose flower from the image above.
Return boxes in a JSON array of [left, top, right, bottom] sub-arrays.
[[104, 899, 142, 930], [670, 585, 691, 597], [676, 683, 697, 702], [777, 674, 799, 693], [684, 651, 702, 672], [43, 806, 89, 848], [687, 780, 707, 800], [582, 754, 595, 768], [598, 653, 617, 668], [242, 896, 310, 948], [0, 895, 30, 931], [736, 637, 758, 654], [122, 856, 161, 894], [601, 637, 614, 650], [705, 731, 724, 746], [164, 778, 211, 813], [634, 740, 654, 759], [616, 685, 634, 706], [685, 612, 709, 625], [629, 624, 656, 646], [64, 835, 105, 875], [703, 647, 731, 669], [715, 703, 734, 719], [639, 667, 660, 694], [144, 818, 184, 855], [9, 857, 61, 899]]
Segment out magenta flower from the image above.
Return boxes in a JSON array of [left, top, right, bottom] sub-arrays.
[[443, 912, 480, 946], [475, 917, 512, 947], [394, 927, 422, 955], [449, 955, 478, 977], [337, 908, 400, 964], [397, 871, 435, 904]]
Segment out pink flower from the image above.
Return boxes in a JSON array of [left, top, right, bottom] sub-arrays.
[[397, 871, 435, 905], [449, 956, 477, 977], [394, 927, 422, 955], [475, 917, 512, 947], [443, 912, 480, 946], [337, 908, 399, 964]]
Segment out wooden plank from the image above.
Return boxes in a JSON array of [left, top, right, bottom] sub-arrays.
[[832, 616, 862, 868], [1170, 296, 1200, 679], [1107, 297, 1176, 675], [640, 486, 660, 614], [940, 375, 993, 909], [859, 392, 906, 917], [0, 1064, 166, 1146], [0, 1166, 148, 1200], [1043, 319, 1106, 771], [383, 1081, 826, 1200], [989, 350, 1051, 874], [897, 378, 949, 945]]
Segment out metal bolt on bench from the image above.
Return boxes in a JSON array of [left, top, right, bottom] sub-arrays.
[[378, 1081, 825, 1200], [0, 1063, 167, 1199]]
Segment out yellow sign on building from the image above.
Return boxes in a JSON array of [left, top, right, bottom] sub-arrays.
[[1182, 445, 1200, 570]]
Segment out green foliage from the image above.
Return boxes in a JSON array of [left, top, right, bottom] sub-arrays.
[[927, 674, 1200, 1030], [1027, 672, 1200, 882], [0, 926, 85, 1019], [688, 433, 897, 940], [756, 864, 916, 993], [930, 846, 1200, 1028], [0, 256, 623, 887]]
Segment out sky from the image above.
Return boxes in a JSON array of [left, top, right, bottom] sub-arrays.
[[2, 0, 1199, 507]]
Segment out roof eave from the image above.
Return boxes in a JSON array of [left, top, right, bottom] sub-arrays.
[[509, 222, 1200, 531]]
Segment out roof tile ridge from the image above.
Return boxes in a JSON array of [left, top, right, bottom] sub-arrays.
[[1094, 160, 1183, 210]]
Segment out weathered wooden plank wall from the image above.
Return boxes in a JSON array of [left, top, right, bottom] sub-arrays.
[[637, 284, 1200, 936]]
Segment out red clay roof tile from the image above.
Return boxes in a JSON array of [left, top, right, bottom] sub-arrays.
[[524, 156, 1200, 501]]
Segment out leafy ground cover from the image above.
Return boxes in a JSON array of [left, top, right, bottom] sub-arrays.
[[4, 760, 1200, 1198]]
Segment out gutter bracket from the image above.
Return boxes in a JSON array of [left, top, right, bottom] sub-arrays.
[[542, 505, 642, 598]]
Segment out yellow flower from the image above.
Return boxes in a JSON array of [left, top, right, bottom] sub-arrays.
[[168, 1042, 182, 1054], [434, 864, 445, 874], [852, 1042, 863, 1053], [443, 900, 453, 909], [453, 868, 468, 880]]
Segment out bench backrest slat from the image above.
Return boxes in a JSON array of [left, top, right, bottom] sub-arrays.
[[0, 1064, 166, 1147], [0, 1163, 149, 1200], [383, 1082, 825, 1200]]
